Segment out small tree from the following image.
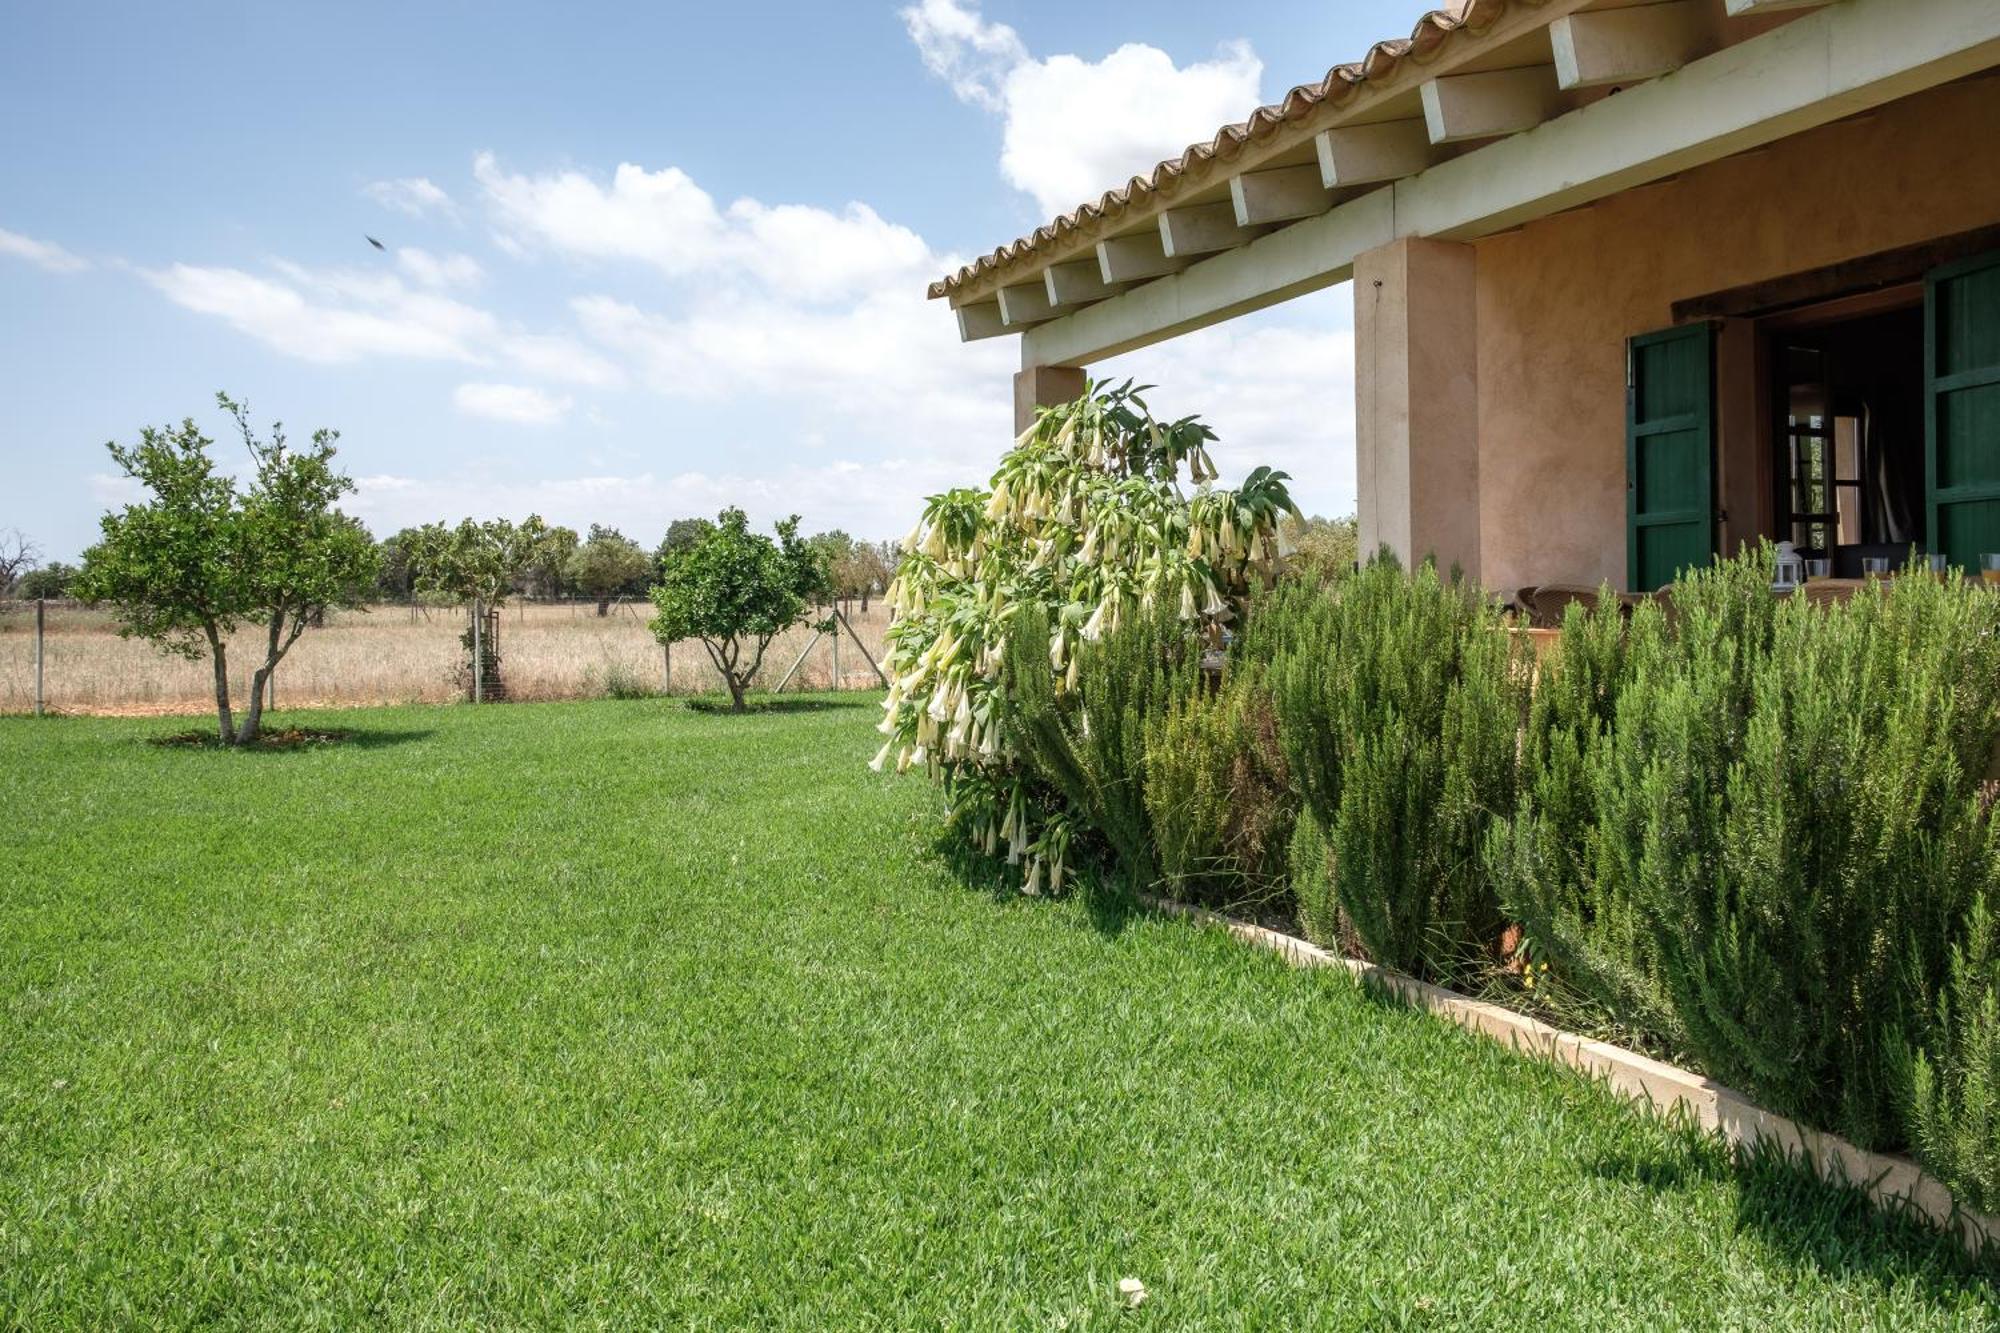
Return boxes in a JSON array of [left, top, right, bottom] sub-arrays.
[[568, 524, 651, 615], [17, 562, 78, 600], [375, 529, 422, 601], [75, 394, 377, 745], [404, 515, 564, 697], [657, 517, 715, 565], [648, 507, 826, 712], [523, 524, 578, 599]]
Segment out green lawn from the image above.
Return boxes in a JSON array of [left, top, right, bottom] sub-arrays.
[[2, 697, 1995, 1329]]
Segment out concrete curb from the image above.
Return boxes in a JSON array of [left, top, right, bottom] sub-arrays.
[[1139, 893, 2000, 1256]]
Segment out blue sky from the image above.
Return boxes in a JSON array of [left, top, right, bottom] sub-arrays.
[[1, 1, 1418, 561]]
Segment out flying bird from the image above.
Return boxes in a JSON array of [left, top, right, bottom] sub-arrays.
[[365, 235, 385, 251]]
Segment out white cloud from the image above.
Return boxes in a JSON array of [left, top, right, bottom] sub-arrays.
[[453, 382, 573, 426], [396, 246, 484, 289], [142, 259, 619, 387], [143, 263, 484, 364], [475, 155, 724, 276], [1000, 42, 1262, 215], [0, 226, 90, 273], [363, 177, 458, 220], [498, 330, 623, 388], [901, 0, 1027, 110], [474, 153, 932, 301], [903, 0, 1263, 216]]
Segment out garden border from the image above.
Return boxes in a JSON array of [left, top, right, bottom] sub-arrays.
[[1139, 893, 2000, 1256]]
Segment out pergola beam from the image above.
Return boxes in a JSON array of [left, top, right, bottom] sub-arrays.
[[1316, 120, 1435, 187], [955, 301, 1009, 342], [1159, 202, 1270, 258], [1019, 0, 2000, 365], [1420, 66, 1564, 143], [996, 280, 1057, 327], [1551, 3, 1706, 90], [1230, 165, 1332, 226], [1725, 0, 1829, 12], [1096, 232, 1190, 284], [1044, 259, 1129, 307]]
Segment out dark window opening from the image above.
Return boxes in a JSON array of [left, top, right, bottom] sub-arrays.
[[1769, 303, 1926, 576]]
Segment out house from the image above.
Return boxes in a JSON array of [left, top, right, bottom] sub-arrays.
[[928, 0, 2000, 594]]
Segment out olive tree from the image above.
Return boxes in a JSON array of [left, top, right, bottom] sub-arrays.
[[75, 394, 377, 745], [567, 524, 650, 615], [648, 507, 827, 712], [17, 562, 77, 600]]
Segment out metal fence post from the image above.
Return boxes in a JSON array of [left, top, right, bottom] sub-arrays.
[[34, 598, 45, 717], [473, 597, 485, 704]]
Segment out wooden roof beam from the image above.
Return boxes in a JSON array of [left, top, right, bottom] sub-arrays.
[[954, 301, 1008, 342], [1158, 202, 1272, 259], [1316, 120, 1435, 187], [1420, 66, 1564, 144], [997, 280, 1057, 327], [1043, 259, 1130, 308], [1230, 165, 1333, 226], [1552, 3, 1706, 90]]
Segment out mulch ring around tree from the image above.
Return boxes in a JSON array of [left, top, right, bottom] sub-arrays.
[[150, 727, 351, 751]]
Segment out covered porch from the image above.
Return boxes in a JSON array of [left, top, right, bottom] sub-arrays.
[[930, 0, 2000, 596]]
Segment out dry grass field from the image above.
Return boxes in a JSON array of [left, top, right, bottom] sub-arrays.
[[0, 599, 890, 715]]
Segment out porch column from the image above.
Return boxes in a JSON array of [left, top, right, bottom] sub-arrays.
[[1014, 364, 1086, 436], [1354, 237, 1481, 580]]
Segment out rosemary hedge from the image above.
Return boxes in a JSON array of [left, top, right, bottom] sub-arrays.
[[912, 530, 2000, 1209], [1490, 552, 2000, 1193], [1262, 557, 1530, 985]]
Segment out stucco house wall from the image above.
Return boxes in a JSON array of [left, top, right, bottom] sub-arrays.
[[1470, 75, 2000, 595]]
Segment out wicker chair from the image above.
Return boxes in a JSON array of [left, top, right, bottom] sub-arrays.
[[1525, 584, 1605, 629]]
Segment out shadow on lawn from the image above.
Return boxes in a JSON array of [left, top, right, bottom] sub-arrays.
[[926, 827, 1140, 938], [684, 695, 875, 715], [146, 726, 434, 753], [1590, 1135, 2000, 1298]]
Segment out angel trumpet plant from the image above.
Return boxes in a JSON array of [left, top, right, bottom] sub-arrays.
[[874, 379, 1298, 894]]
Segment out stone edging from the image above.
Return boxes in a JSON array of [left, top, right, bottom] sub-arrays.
[[1139, 893, 2000, 1256]]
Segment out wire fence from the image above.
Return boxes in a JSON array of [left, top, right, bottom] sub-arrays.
[[0, 597, 891, 716]]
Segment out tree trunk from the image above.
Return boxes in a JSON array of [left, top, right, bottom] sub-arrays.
[[235, 608, 285, 746], [860, 589, 870, 613], [206, 627, 234, 745], [596, 597, 610, 617], [727, 673, 748, 713]]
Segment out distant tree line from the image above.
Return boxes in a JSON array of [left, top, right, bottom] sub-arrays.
[[6, 392, 910, 738], [13, 510, 897, 617], [369, 518, 895, 614]]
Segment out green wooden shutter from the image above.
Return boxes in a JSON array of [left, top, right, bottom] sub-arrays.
[[1627, 323, 1716, 592], [1926, 250, 2000, 571]]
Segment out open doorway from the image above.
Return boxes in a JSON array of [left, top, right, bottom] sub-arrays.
[[1767, 291, 1926, 576]]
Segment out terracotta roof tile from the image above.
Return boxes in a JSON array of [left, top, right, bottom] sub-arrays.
[[929, 1, 1523, 301]]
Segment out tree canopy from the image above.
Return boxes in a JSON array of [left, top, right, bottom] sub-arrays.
[[74, 393, 377, 745], [648, 507, 827, 711], [404, 515, 565, 606], [567, 524, 651, 614]]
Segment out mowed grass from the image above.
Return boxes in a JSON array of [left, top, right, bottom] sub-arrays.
[[1, 699, 1995, 1330]]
